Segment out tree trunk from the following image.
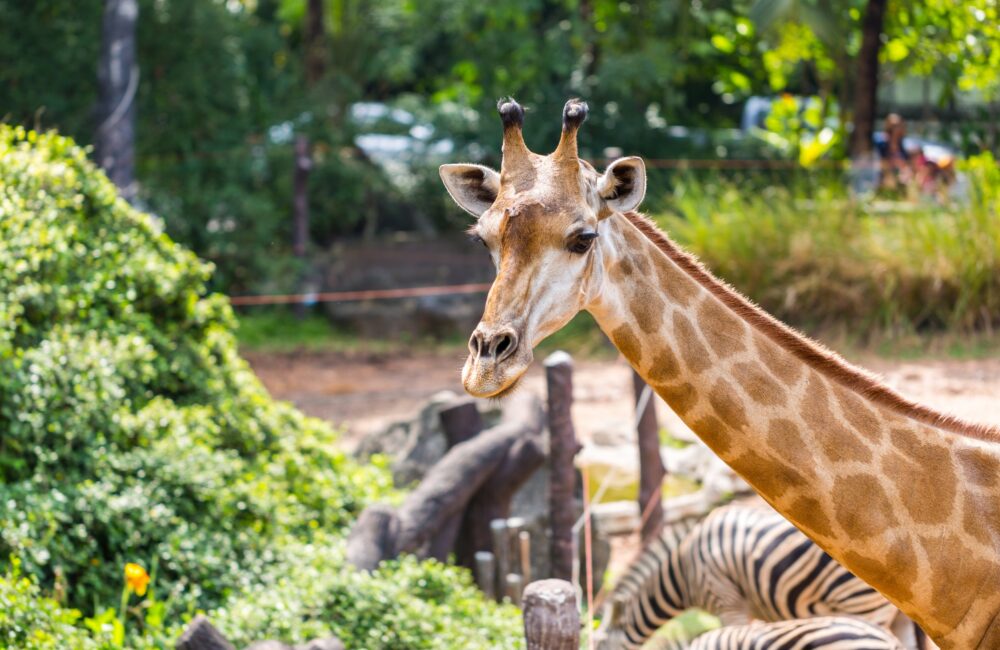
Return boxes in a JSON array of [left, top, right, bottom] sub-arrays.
[[633, 371, 665, 544], [304, 0, 327, 86], [849, 0, 888, 157], [292, 135, 312, 318], [95, 0, 138, 201]]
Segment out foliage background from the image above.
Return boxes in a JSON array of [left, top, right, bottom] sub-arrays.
[[1, 0, 998, 295], [0, 126, 520, 648]]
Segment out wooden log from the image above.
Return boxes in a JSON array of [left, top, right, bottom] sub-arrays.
[[505, 572, 524, 607], [176, 615, 235, 650], [429, 398, 485, 560], [347, 392, 544, 569], [345, 503, 400, 571], [522, 579, 580, 650], [475, 551, 497, 600], [453, 393, 546, 568], [545, 351, 581, 581], [633, 370, 665, 543]]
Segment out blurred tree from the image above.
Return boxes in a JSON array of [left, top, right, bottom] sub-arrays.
[[95, 0, 139, 199], [850, 0, 887, 156]]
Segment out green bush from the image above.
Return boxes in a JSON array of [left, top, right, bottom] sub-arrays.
[[661, 156, 1000, 335], [0, 126, 519, 648]]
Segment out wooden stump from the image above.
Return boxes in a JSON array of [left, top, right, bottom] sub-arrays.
[[522, 579, 580, 650]]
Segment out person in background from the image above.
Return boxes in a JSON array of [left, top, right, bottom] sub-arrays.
[[876, 113, 913, 195]]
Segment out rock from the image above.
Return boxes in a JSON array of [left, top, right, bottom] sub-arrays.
[[355, 390, 458, 486], [176, 616, 235, 650], [244, 638, 345, 650]]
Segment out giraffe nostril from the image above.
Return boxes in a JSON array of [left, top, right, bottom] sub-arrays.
[[491, 331, 518, 362], [469, 331, 484, 357]]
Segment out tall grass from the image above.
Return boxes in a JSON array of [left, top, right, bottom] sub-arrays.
[[658, 154, 1000, 337]]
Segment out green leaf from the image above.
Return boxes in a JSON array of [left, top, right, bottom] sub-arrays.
[[711, 34, 736, 53], [886, 39, 910, 62]]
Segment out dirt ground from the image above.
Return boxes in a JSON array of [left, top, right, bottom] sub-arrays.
[[245, 347, 1000, 446]]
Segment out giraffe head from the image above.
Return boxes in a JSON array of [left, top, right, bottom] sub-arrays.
[[440, 98, 647, 397]]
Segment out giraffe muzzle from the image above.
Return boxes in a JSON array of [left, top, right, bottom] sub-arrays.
[[462, 324, 531, 398]]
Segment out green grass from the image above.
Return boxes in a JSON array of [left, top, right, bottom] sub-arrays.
[[234, 310, 467, 353]]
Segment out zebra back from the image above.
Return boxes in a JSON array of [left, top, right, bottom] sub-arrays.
[[598, 505, 899, 649], [644, 616, 905, 650], [681, 506, 896, 628]]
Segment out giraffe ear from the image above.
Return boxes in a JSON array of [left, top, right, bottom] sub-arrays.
[[439, 164, 501, 217], [597, 156, 646, 215]]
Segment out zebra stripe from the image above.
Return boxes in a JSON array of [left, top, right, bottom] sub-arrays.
[[645, 616, 904, 650], [597, 505, 898, 650]]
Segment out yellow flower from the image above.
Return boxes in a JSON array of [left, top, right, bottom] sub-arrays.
[[124, 563, 150, 597]]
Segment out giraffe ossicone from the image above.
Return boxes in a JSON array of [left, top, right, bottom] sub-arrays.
[[439, 97, 1000, 650]]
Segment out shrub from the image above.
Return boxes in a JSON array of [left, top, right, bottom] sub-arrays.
[[0, 126, 528, 648]]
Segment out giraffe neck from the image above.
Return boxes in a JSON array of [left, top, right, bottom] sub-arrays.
[[586, 211, 1000, 649]]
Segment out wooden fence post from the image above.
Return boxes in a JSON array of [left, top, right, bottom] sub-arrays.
[[522, 579, 580, 650], [633, 370, 665, 543], [545, 351, 580, 581]]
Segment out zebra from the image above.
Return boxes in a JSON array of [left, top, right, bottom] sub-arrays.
[[642, 616, 904, 650], [596, 504, 901, 650]]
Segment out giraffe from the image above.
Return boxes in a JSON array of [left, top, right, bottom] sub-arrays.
[[439, 98, 1000, 650]]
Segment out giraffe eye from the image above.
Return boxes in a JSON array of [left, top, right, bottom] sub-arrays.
[[568, 231, 598, 254]]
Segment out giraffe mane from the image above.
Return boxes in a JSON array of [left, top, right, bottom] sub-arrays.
[[622, 210, 1000, 443]]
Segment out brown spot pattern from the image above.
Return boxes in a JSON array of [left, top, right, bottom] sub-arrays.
[[766, 418, 810, 467], [658, 382, 698, 416], [697, 297, 747, 358], [672, 312, 711, 374], [833, 385, 884, 442], [730, 449, 805, 498], [955, 446, 999, 488], [655, 257, 699, 306], [709, 379, 750, 432], [647, 349, 681, 383], [754, 333, 803, 386], [691, 415, 731, 455], [841, 536, 918, 604], [786, 496, 836, 538], [802, 376, 871, 464], [882, 450, 955, 525], [611, 258, 633, 280], [922, 533, 997, 630], [732, 362, 783, 406], [611, 324, 643, 366], [832, 474, 898, 539], [962, 492, 1000, 546], [630, 283, 665, 333]]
